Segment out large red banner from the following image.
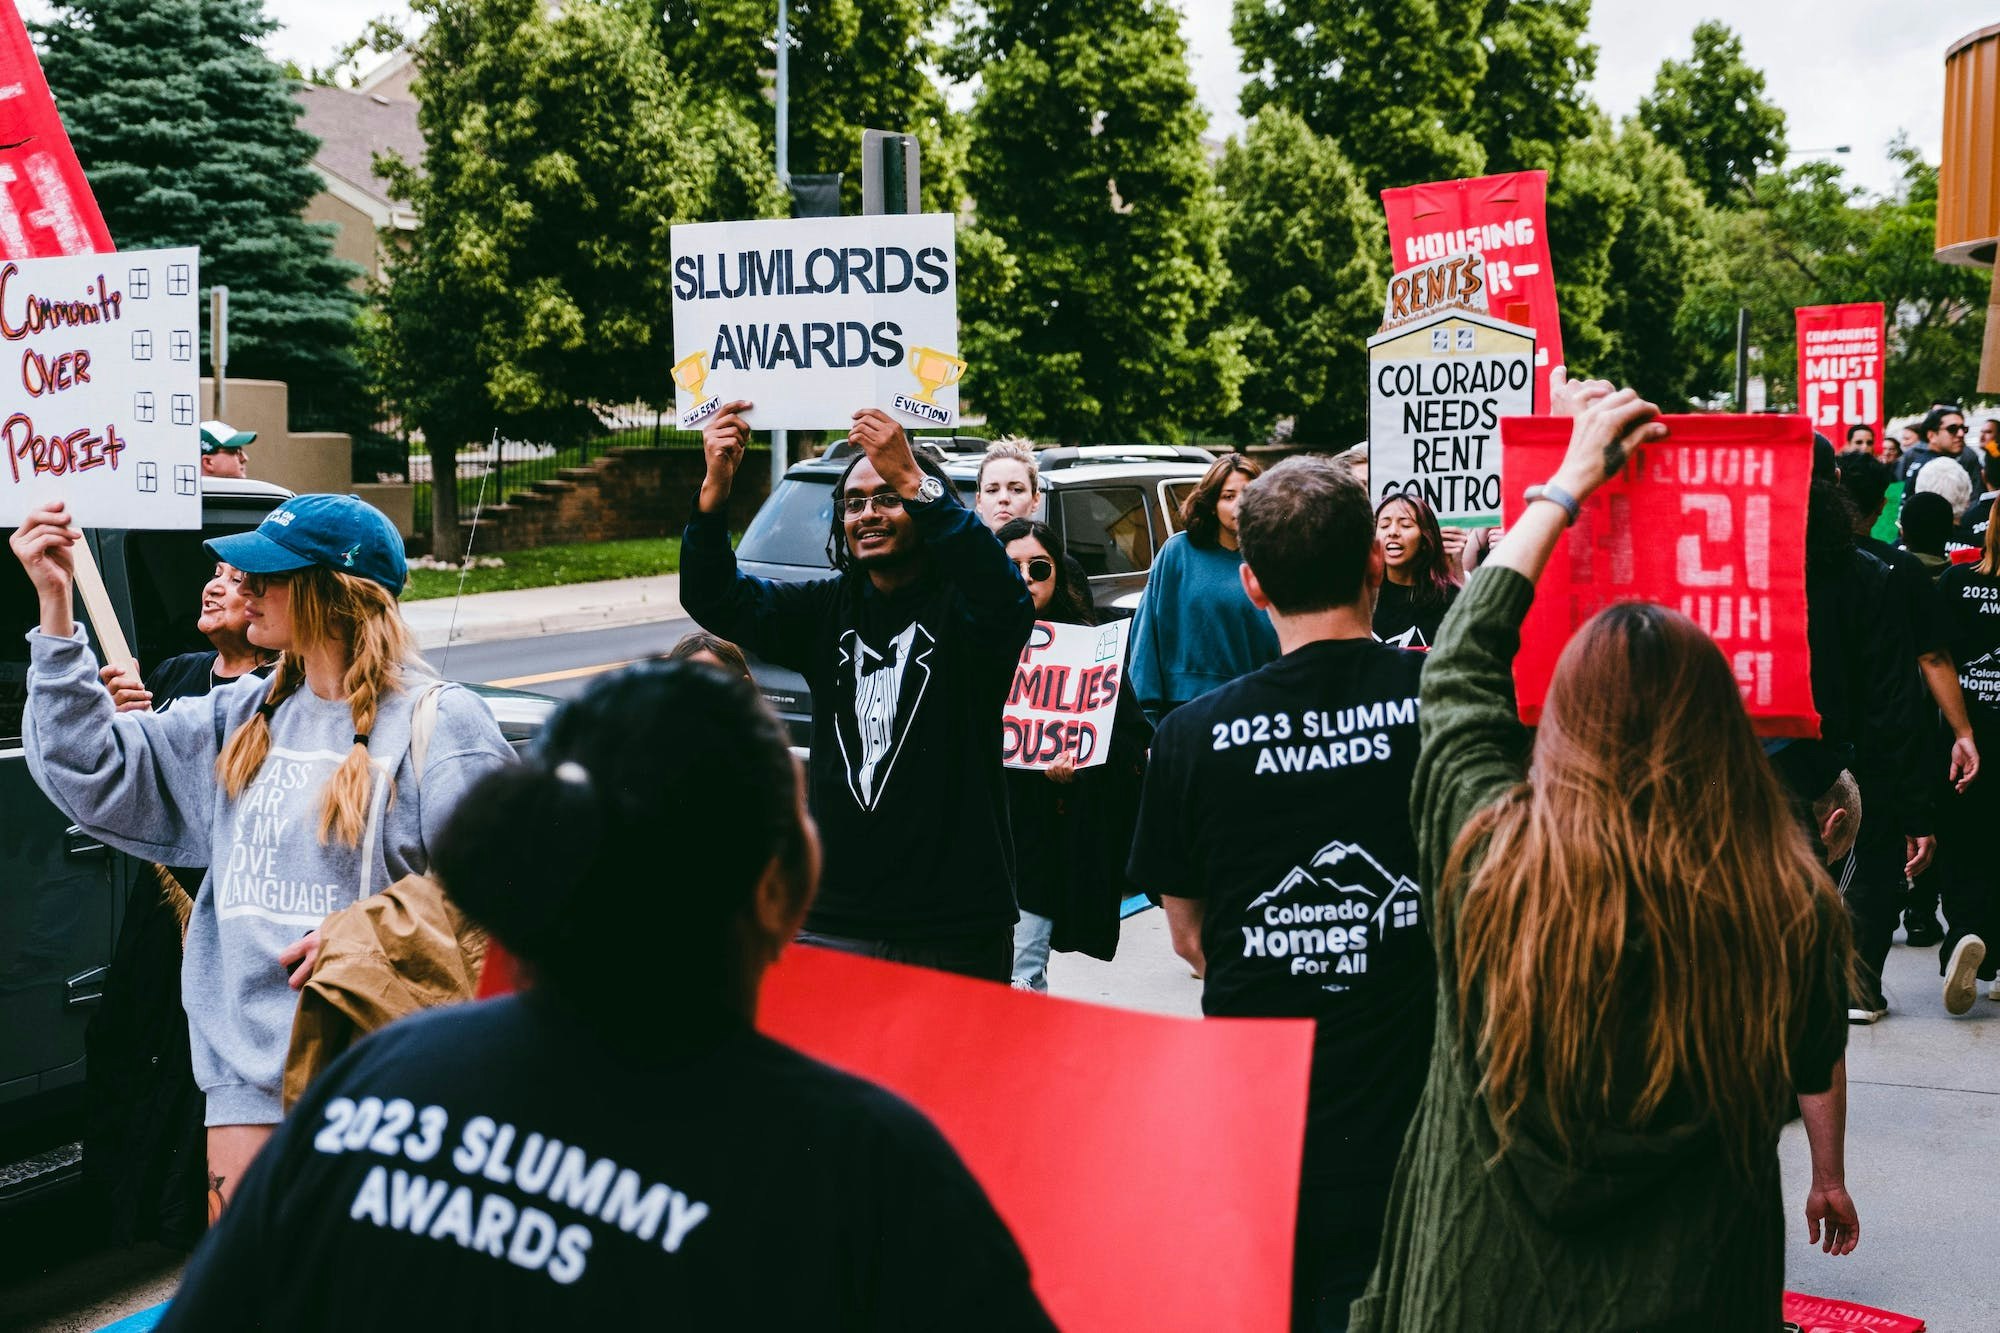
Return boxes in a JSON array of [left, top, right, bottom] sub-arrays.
[[0, 5, 113, 257], [1500, 414, 1820, 739], [1382, 170, 1561, 411], [1796, 302, 1886, 449], [1783, 1291, 1925, 1332]]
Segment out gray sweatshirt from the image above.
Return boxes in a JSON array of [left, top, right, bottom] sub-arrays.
[[25, 628, 513, 1126]]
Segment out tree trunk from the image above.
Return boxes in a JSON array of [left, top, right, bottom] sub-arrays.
[[429, 439, 462, 558]]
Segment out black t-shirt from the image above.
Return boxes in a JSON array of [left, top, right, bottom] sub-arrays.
[[1860, 535, 1950, 657], [159, 996, 1052, 1332], [1126, 638, 1436, 1188], [146, 650, 273, 712], [1938, 563, 2000, 743], [1372, 579, 1459, 651]]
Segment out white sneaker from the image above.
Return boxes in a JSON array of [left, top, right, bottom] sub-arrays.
[[1944, 935, 1986, 1015], [1988, 978, 2000, 1002]]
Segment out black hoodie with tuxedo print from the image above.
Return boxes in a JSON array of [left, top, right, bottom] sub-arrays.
[[682, 494, 1034, 941]]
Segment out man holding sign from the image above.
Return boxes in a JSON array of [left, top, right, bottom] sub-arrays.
[[682, 403, 1033, 982]]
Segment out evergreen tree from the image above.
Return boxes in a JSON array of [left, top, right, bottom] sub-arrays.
[[958, 0, 1243, 441], [1470, 0, 1596, 174], [637, 0, 966, 215], [1213, 109, 1384, 446], [376, 0, 784, 551], [1232, 0, 1487, 194], [37, 0, 364, 400], [1637, 21, 1788, 209]]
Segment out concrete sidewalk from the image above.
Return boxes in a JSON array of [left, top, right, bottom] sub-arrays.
[[400, 574, 685, 651]]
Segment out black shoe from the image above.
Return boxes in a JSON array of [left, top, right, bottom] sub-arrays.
[[1903, 913, 1945, 948]]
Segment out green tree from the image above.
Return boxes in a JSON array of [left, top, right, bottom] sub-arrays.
[[1470, 0, 1596, 175], [958, 0, 1243, 441], [1637, 21, 1787, 208], [36, 0, 365, 395], [1232, 0, 1487, 194], [636, 0, 966, 216], [376, 0, 784, 551], [1212, 109, 1384, 446]]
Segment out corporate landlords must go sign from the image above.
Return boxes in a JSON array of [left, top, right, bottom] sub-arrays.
[[669, 214, 962, 432]]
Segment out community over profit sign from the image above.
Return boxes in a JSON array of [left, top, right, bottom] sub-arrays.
[[0, 248, 202, 529], [669, 214, 963, 431]]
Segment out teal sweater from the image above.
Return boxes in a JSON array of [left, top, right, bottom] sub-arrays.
[[1348, 566, 1848, 1332], [1127, 532, 1279, 723]]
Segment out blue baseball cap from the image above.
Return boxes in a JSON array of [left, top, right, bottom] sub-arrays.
[[206, 494, 408, 595]]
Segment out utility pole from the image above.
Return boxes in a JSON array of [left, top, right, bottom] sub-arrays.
[[771, 0, 791, 492], [210, 285, 229, 417]]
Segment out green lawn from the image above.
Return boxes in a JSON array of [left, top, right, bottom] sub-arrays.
[[402, 536, 683, 601]]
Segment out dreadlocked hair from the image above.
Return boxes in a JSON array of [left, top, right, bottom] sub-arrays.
[[216, 567, 417, 848]]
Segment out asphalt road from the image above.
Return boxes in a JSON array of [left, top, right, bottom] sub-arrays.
[[423, 616, 699, 698]]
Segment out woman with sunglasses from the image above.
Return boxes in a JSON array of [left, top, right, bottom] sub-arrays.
[[994, 519, 1151, 990], [13, 494, 513, 1219], [1128, 453, 1279, 725]]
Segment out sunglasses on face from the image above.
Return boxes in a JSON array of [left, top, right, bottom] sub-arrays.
[[1012, 557, 1055, 582], [1943, 423, 1968, 435], [838, 490, 906, 516]]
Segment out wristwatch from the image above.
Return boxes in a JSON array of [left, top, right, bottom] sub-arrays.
[[911, 475, 946, 505], [1523, 481, 1580, 527]]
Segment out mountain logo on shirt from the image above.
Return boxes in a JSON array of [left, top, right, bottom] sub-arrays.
[[833, 621, 935, 811], [1239, 839, 1422, 986], [1377, 624, 1430, 651]]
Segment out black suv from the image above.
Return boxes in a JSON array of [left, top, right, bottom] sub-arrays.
[[732, 439, 1215, 743], [0, 479, 552, 1205]]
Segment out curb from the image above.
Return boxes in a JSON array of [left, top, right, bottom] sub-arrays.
[[404, 577, 687, 652]]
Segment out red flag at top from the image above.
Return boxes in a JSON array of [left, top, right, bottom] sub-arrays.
[[0, 4, 113, 258], [1501, 414, 1820, 739], [1382, 170, 1561, 411]]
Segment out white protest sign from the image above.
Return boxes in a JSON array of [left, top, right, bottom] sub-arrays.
[[1381, 249, 1487, 332], [670, 214, 962, 431], [1368, 310, 1536, 528], [1003, 618, 1130, 771], [0, 246, 201, 528]]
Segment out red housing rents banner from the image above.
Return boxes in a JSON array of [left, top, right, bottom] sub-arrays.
[[0, 6, 113, 258], [1500, 414, 1820, 739], [1796, 302, 1886, 447], [1383, 170, 1561, 411]]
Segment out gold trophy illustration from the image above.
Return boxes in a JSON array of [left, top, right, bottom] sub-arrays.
[[672, 350, 721, 426], [908, 346, 967, 405]]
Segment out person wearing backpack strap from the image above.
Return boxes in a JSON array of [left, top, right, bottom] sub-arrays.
[[13, 494, 512, 1219]]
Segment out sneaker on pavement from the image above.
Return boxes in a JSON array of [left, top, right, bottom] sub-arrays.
[[1944, 935, 1986, 1015], [1989, 978, 2000, 1003], [1903, 913, 1944, 948], [1846, 1000, 1887, 1024]]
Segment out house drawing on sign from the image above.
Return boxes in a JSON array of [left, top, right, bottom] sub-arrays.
[[295, 52, 422, 289], [1248, 838, 1422, 932]]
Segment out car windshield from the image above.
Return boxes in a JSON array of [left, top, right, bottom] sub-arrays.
[[737, 478, 836, 569]]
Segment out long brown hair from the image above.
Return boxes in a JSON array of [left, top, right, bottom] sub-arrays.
[[1441, 602, 1849, 1175], [1181, 453, 1261, 548], [1374, 492, 1461, 608], [216, 567, 417, 848], [1979, 490, 2000, 577]]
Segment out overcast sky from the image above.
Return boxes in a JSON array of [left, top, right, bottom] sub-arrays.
[[41, 0, 1999, 199]]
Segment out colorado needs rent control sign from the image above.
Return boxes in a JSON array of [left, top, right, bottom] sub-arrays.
[[0, 247, 202, 528], [670, 214, 961, 432], [1369, 310, 1536, 527]]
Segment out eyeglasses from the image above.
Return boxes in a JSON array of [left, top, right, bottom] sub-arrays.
[[838, 491, 906, 516], [1011, 557, 1055, 582], [1943, 423, 1968, 435]]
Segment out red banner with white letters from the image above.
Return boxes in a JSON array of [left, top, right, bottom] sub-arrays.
[[1382, 170, 1560, 411], [1796, 303, 1885, 450], [1500, 414, 1819, 738], [0, 5, 114, 258], [1782, 1291, 1924, 1332]]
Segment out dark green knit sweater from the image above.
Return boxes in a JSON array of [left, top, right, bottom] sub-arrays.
[[1347, 566, 1848, 1332]]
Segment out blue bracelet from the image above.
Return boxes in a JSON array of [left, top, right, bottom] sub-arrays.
[[1523, 482, 1580, 526]]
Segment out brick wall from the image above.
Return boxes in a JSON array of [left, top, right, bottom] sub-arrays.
[[459, 447, 773, 554]]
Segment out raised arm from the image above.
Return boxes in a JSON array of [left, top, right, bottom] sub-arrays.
[[679, 400, 831, 675]]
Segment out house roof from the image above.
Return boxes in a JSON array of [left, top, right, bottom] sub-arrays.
[[296, 82, 423, 214]]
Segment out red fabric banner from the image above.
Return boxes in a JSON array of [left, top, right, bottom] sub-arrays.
[[1783, 1291, 1925, 1332], [1382, 170, 1561, 411], [1500, 414, 1820, 738], [0, 5, 113, 258], [1796, 303, 1886, 449]]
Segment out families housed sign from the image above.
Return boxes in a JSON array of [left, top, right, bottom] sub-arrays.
[[0, 248, 202, 529], [669, 214, 962, 431], [1382, 170, 1560, 410], [1796, 302, 1885, 446], [1003, 619, 1129, 771], [1369, 310, 1535, 527], [1501, 414, 1819, 738]]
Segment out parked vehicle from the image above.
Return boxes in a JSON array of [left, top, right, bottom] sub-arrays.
[[0, 478, 553, 1206], [730, 439, 1216, 743]]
